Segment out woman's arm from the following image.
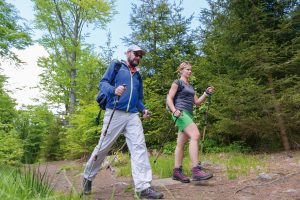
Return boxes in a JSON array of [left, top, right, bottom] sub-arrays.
[[194, 86, 215, 106], [167, 82, 181, 117]]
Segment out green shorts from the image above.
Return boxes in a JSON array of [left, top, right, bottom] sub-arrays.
[[172, 110, 194, 132]]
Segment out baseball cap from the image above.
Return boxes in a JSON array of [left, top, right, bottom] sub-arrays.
[[127, 44, 146, 55]]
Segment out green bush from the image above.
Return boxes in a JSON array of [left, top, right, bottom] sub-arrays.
[[0, 131, 24, 165], [162, 141, 177, 155], [203, 139, 250, 153]]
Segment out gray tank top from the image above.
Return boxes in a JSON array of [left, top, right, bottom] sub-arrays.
[[173, 80, 195, 114]]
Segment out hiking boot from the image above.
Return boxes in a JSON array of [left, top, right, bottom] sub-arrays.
[[83, 178, 92, 195], [198, 162, 203, 170], [172, 166, 190, 183], [136, 187, 164, 199], [192, 166, 213, 181]]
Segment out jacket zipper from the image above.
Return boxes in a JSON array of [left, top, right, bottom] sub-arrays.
[[126, 69, 133, 112]]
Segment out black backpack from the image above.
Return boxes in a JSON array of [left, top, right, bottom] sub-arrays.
[[166, 80, 184, 112]]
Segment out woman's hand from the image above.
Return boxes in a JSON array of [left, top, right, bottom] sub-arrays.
[[173, 109, 181, 118], [205, 86, 215, 96]]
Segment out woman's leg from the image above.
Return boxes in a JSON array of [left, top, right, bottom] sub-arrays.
[[174, 132, 189, 168], [184, 123, 213, 181], [183, 123, 200, 167], [173, 132, 191, 183]]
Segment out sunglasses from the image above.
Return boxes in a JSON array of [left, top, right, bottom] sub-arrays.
[[133, 51, 143, 58]]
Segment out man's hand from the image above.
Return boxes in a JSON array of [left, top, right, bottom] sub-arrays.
[[143, 109, 150, 119], [115, 84, 126, 96]]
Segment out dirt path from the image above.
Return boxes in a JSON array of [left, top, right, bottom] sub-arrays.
[[39, 151, 300, 200]]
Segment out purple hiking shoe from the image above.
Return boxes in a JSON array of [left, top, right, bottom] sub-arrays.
[[172, 166, 190, 183], [192, 165, 213, 181]]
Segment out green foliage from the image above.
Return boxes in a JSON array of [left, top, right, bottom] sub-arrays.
[[202, 139, 250, 153], [32, 0, 116, 115], [0, 165, 53, 199], [115, 152, 267, 180], [0, 75, 23, 165], [0, 131, 23, 165], [0, 165, 81, 199], [205, 153, 267, 180], [150, 155, 175, 178], [116, 152, 177, 179], [62, 104, 100, 159], [161, 141, 177, 155], [1, 0, 297, 163], [14, 105, 61, 163], [114, 153, 131, 177], [41, 118, 64, 161], [203, 77, 277, 148], [124, 0, 199, 148], [198, 0, 300, 150], [0, 75, 17, 124], [38, 49, 106, 111], [0, 0, 32, 63]]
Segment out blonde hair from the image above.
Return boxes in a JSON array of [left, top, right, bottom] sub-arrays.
[[176, 61, 192, 74]]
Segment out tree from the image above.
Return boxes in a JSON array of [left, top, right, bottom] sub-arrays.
[[15, 104, 59, 163], [0, 75, 24, 165], [32, 0, 116, 115], [0, 0, 32, 63], [0, 0, 31, 164], [199, 0, 300, 150], [123, 0, 198, 147]]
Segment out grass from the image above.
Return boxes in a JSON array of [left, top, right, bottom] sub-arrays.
[[0, 151, 268, 199], [114, 151, 267, 180], [0, 165, 54, 199], [204, 152, 267, 179], [0, 165, 81, 200]]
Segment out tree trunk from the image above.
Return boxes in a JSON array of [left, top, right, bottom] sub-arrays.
[[267, 72, 290, 151], [69, 67, 76, 114]]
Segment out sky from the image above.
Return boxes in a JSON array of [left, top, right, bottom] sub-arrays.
[[2, 0, 209, 107]]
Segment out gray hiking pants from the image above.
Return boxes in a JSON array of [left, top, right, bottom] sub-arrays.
[[83, 109, 152, 192]]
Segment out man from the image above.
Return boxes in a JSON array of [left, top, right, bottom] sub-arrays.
[[83, 45, 164, 199]]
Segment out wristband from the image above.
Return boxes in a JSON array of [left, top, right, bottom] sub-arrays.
[[173, 109, 178, 114]]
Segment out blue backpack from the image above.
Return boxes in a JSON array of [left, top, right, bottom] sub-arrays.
[[96, 60, 122, 110], [95, 60, 122, 125], [95, 60, 142, 125]]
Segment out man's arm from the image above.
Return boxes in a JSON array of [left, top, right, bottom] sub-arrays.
[[99, 62, 118, 96], [136, 73, 146, 112]]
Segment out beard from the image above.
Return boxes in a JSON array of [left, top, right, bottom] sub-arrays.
[[128, 57, 139, 67]]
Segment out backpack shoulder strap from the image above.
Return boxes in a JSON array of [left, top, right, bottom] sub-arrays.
[[114, 60, 122, 72], [175, 79, 184, 92], [111, 60, 122, 83]]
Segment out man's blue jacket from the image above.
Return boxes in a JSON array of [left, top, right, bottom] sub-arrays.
[[99, 60, 145, 113]]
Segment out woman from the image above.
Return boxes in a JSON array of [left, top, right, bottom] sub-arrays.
[[166, 61, 214, 183]]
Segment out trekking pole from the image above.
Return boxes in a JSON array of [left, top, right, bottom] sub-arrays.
[[81, 84, 126, 197], [200, 94, 211, 154], [153, 116, 179, 164]]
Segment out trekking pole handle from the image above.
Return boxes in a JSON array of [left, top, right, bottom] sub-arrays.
[[115, 84, 126, 102]]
